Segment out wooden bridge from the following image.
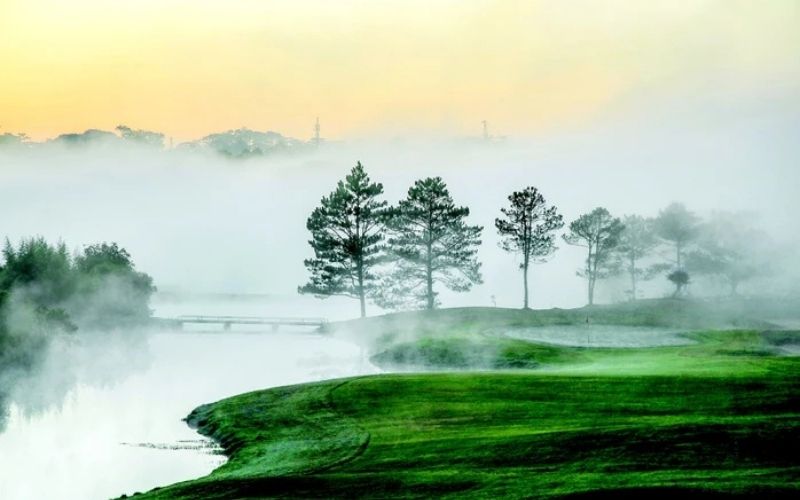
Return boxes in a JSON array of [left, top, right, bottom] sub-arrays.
[[154, 315, 328, 332]]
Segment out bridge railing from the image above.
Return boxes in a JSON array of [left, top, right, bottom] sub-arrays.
[[175, 315, 328, 325]]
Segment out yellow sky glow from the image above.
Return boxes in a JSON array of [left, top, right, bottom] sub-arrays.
[[1, 0, 798, 141]]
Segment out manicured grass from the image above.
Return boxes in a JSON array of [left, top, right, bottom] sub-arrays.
[[133, 326, 800, 499], [325, 299, 778, 351], [371, 330, 800, 376]]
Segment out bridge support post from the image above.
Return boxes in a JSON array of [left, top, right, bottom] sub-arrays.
[[224, 322, 231, 332], [271, 324, 279, 332]]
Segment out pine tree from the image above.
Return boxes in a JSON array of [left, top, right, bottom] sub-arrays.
[[616, 215, 658, 300], [653, 202, 699, 269], [298, 162, 387, 317], [563, 207, 624, 305], [379, 177, 482, 310], [495, 187, 563, 309]]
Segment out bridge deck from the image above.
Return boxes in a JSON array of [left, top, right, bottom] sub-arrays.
[[151, 315, 328, 332], [176, 315, 327, 326]]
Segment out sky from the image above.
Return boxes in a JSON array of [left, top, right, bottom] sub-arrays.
[[1, 0, 799, 141]]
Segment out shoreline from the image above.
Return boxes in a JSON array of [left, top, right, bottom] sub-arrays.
[[126, 305, 800, 498]]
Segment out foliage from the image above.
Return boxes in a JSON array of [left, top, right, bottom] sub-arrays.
[[616, 215, 659, 300], [72, 243, 155, 328], [194, 128, 309, 158], [653, 202, 699, 268], [563, 207, 624, 305], [0, 238, 154, 385], [378, 177, 483, 310], [298, 162, 388, 317], [0, 237, 75, 311], [495, 186, 563, 308], [0, 132, 29, 147], [52, 129, 118, 146], [116, 125, 164, 148], [686, 212, 769, 296], [667, 269, 690, 296]]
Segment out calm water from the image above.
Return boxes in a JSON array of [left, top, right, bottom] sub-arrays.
[[0, 297, 377, 500]]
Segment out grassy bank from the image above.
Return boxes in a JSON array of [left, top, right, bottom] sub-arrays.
[[135, 372, 800, 499], [370, 330, 800, 374], [325, 299, 794, 372], [132, 322, 800, 499], [324, 299, 780, 357]]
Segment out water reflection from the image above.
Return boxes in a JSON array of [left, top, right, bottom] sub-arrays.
[[0, 328, 377, 499]]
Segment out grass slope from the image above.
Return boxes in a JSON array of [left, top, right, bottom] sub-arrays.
[[327, 300, 780, 367], [134, 328, 800, 499], [371, 330, 800, 375]]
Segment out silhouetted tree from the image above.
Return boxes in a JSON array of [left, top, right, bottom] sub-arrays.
[[654, 203, 699, 268], [194, 128, 307, 158], [616, 215, 658, 300], [379, 177, 482, 310], [1, 237, 154, 431], [116, 125, 164, 148], [685, 212, 768, 296], [563, 208, 624, 305], [495, 187, 563, 309], [0, 237, 75, 311], [298, 162, 388, 318], [667, 269, 690, 297], [73, 242, 155, 327], [0, 132, 29, 147], [52, 129, 118, 146]]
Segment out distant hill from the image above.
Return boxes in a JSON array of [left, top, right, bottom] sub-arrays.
[[51, 129, 120, 146], [0, 126, 314, 157], [180, 128, 312, 158]]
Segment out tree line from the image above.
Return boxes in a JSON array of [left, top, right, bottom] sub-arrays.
[[0, 238, 154, 423], [300, 163, 768, 317]]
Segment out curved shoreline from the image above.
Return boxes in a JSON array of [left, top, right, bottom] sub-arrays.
[[129, 326, 800, 499]]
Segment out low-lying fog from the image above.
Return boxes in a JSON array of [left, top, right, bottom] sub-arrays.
[[0, 88, 798, 499], [2, 100, 798, 312], [0, 296, 377, 499]]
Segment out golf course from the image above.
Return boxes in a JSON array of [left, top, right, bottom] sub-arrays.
[[128, 299, 800, 499]]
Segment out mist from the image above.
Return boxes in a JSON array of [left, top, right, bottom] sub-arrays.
[[1, 70, 799, 500], [3, 87, 799, 312]]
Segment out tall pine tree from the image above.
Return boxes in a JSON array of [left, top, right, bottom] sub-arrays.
[[495, 187, 563, 309], [563, 207, 624, 306], [298, 162, 387, 317], [379, 177, 483, 310]]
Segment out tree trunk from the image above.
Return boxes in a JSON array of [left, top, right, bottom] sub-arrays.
[[425, 241, 434, 310], [357, 263, 366, 318], [426, 268, 434, 310], [356, 210, 366, 318], [522, 256, 530, 309], [630, 255, 637, 301], [587, 245, 596, 306]]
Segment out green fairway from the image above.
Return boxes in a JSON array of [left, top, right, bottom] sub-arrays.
[[371, 330, 800, 376], [132, 320, 800, 499]]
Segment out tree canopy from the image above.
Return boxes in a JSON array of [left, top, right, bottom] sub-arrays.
[[298, 162, 388, 317], [686, 212, 769, 296], [379, 177, 483, 310], [616, 215, 659, 300], [495, 186, 563, 309], [563, 207, 624, 305], [654, 202, 699, 268]]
